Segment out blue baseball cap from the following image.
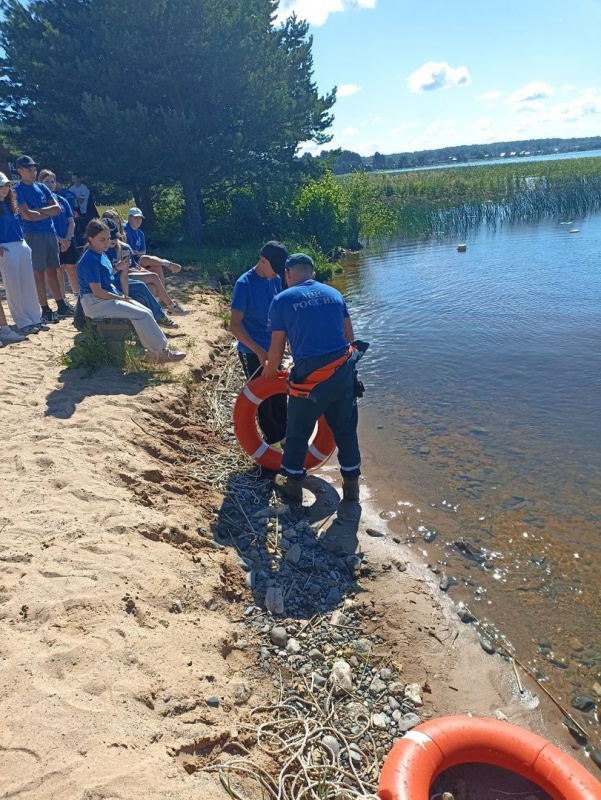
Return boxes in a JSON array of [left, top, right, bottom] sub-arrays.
[[285, 253, 314, 269], [16, 155, 38, 169]]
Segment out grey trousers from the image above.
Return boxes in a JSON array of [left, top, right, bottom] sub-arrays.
[[80, 294, 167, 353]]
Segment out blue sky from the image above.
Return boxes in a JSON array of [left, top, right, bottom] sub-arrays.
[[275, 0, 601, 156]]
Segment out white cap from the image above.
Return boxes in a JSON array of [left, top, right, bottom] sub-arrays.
[[0, 172, 10, 186], [128, 207, 144, 218]]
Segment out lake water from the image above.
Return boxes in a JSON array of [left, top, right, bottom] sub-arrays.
[[334, 211, 601, 735], [383, 147, 601, 174]]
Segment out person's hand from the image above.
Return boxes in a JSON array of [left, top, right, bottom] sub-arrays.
[[59, 240, 70, 252], [262, 359, 277, 378]]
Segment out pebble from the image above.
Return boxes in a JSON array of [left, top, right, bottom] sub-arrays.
[[369, 677, 388, 696], [571, 695, 596, 712], [325, 587, 341, 605], [439, 576, 458, 592], [169, 599, 183, 614], [396, 713, 421, 732], [479, 635, 496, 655], [455, 602, 476, 623], [309, 648, 324, 661], [245, 571, 256, 590], [206, 696, 219, 708], [493, 708, 508, 721], [234, 683, 251, 705], [352, 638, 372, 655], [388, 696, 401, 711], [284, 543, 301, 565], [330, 610, 350, 627], [270, 626, 288, 648], [392, 559, 407, 572], [404, 683, 423, 707], [204, 597, 218, 611], [330, 660, 353, 695], [286, 638, 302, 654], [265, 587, 285, 615], [592, 682, 601, 697], [371, 713, 388, 730], [322, 735, 341, 757], [366, 528, 386, 538]]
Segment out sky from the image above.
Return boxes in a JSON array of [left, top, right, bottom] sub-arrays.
[[274, 0, 601, 156]]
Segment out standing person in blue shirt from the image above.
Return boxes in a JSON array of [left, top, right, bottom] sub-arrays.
[[264, 253, 368, 504], [230, 241, 289, 446], [124, 208, 187, 314], [0, 171, 48, 335], [77, 219, 186, 363], [38, 170, 79, 303], [13, 155, 72, 323]]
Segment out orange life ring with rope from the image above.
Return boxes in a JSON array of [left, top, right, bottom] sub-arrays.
[[378, 716, 601, 800], [233, 372, 335, 472]]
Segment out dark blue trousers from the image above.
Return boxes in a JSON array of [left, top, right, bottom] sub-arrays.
[[128, 280, 163, 320], [281, 357, 361, 480]]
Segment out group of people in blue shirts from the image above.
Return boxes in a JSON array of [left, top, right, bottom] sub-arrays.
[[230, 242, 367, 504], [0, 154, 188, 362]]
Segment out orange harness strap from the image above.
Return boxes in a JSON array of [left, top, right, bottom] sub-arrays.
[[288, 347, 353, 399]]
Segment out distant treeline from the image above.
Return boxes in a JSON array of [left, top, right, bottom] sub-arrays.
[[308, 136, 601, 175]]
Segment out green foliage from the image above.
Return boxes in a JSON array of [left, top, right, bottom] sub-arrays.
[[293, 172, 346, 253], [291, 171, 396, 251], [61, 322, 137, 372]]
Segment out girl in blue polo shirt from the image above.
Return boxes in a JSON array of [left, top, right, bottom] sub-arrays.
[[0, 172, 45, 334], [77, 219, 186, 363]]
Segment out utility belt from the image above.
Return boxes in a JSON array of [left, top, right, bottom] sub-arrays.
[[288, 340, 369, 400]]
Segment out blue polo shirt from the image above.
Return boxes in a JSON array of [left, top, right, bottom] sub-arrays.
[[0, 202, 24, 243], [14, 181, 56, 234], [77, 248, 119, 297], [268, 279, 349, 360], [231, 267, 282, 354], [124, 222, 145, 253], [52, 194, 74, 239]]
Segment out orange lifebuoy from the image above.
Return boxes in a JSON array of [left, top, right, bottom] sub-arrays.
[[378, 716, 601, 800], [233, 372, 335, 472]]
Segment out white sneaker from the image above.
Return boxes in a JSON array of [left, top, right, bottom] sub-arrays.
[[0, 329, 27, 343], [145, 348, 187, 363], [166, 302, 189, 315]]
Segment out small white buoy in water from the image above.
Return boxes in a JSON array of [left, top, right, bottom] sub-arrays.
[[568, 229, 580, 233], [457, 244, 467, 252]]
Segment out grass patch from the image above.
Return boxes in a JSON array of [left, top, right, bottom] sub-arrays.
[[61, 321, 174, 383]]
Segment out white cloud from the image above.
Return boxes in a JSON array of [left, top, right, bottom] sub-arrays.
[[275, 0, 375, 27], [546, 89, 601, 123], [372, 116, 382, 124], [341, 126, 359, 136], [337, 83, 361, 97], [407, 61, 471, 93], [506, 81, 555, 106], [478, 90, 503, 101]]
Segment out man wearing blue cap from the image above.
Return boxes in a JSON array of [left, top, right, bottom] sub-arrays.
[[264, 253, 367, 504], [14, 155, 73, 322]]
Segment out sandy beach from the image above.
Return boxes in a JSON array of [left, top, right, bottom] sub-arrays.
[[0, 278, 596, 799]]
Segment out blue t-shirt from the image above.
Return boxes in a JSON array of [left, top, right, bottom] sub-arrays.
[[0, 202, 24, 244], [268, 279, 349, 360], [57, 188, 78, 214], [77, 248, 119, 297], [124, 223, 145, 253], [231, 267, 282, 354], [13, 181, 56, 234], [53, 194, 74, 239]]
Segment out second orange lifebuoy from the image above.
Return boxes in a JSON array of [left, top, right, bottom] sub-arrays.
[[378, 716, 601, 800], [233, 372, 335, 472]]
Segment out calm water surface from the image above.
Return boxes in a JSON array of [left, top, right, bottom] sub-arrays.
[[334, 212, 601, 736]]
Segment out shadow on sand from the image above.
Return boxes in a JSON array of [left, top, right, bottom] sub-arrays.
[[213, 469, 365, 621]]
